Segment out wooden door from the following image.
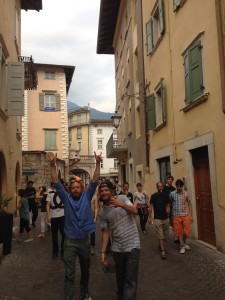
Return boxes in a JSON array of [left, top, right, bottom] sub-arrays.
[[192, 146, 216, 246]]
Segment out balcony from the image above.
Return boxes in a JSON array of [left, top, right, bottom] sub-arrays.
[[69, 118, 89, 127], [19, 56, 38, 90], [106, 133, 127, 160]]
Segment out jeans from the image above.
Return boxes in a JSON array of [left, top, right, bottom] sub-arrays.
[[28, 199, 38, 224], [138, 210, 148, 232], [51, 216, 65, 254], [113, 248, 140, 300], [64, 236, 90, 300]]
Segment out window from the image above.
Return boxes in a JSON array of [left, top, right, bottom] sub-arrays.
[[146, 81, 166, 130], [114, 159, 118, 169], [98, 140, 103, 150], [113, 139, 118, 148], [69, 130, 72, 141], [78, 141, 82, 150], [45, 72, 55, 80], [45, 130, 57, 150], [146, 0, 164, 55], [77, 128, 82, 139], [39, 93, 61, 111], [97, 129, 102, 134], [77, 115, 82, 123], [101, 160, 104, 169], [183, 40, 204, 104], [158, 157, 171, 184], [173, 0, 186, 11]]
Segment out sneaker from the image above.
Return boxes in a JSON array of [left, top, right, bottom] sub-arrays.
[[161, 250, 166, 259], [80, 292, 91, 300], [24, 238, 33, 243], [180, 247, 186, 254], [13, 237, 22, 242], [142, 231, 147, 234], [36, 234, 45, 238], [184, 243, 191, 250]]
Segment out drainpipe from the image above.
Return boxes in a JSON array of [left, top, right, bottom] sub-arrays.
[[215, 0, 225, 113]]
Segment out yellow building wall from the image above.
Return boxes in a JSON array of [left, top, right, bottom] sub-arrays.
[[142, 0, 225, 251], [0, 0, 23, 212]]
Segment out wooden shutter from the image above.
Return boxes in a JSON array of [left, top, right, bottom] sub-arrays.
[[161, 82, 166, 123], [184, 52, 190, 103], [55, 93, 61, 111], [189, 41, 203, 102], [7, 62, 24, 116], [158, 0, 165, 34], [146, 94, 156, 130], [45, 130, 56, 150], [39, 93, 45, 111], [146, 20, 153, 55]]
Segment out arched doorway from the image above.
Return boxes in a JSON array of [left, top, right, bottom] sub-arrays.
[[0, 151, 7, 196], [15, 162, 21, 216]]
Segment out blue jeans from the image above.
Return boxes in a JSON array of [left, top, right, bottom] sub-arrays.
[[64, 236, 90, 300], [113, 248, 140, 300]]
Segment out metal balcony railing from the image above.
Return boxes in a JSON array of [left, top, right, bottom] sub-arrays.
[[19, 56, 38, 90], [106, 133, 127, 159]]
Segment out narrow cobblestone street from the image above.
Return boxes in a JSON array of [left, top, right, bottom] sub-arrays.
[[0, 212, 225, 300]]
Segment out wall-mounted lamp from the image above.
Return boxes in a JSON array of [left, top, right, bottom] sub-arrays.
[[111, 110, 122, 129]]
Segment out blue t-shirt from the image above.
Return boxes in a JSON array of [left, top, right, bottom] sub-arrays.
[[54, 180, 98, 239]]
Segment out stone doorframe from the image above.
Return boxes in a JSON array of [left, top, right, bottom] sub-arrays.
[[184, 132, 221, 250]]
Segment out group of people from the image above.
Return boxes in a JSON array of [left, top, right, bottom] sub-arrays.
[[15, 152, 192, 300]]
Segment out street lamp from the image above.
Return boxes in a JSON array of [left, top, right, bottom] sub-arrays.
[[111, 110, 121, 129]]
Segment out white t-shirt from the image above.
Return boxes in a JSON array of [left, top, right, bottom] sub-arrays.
[[46, 191, 64, 218]]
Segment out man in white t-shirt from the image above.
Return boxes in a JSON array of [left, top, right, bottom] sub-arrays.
[[46, 185, 65, 259]]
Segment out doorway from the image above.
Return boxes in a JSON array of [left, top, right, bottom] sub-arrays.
[[191, 146, 216, 246]]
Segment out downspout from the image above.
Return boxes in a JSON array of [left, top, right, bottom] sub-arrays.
[[140, 0, 150, 168], [215, 0, 225, 113]]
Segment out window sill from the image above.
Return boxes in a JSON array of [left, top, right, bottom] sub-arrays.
[[181, 93, 209, 113], [154, 121, 166, 132]]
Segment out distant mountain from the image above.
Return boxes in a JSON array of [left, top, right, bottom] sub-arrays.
[[67, 101, 113, 120]]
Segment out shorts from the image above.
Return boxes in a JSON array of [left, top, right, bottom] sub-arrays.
[[154, 218, 169, 240], [173, 216, 191, 237]]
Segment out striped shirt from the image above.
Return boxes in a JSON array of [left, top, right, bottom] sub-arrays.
[[170, 190, 190, 216], [100, 195, 140, 252]]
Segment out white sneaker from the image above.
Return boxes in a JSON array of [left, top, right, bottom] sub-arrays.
[[24, 238, 33, 243], [184, 243, 191, 250], [180, 247, 186, 254]]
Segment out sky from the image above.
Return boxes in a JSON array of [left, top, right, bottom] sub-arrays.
[[21, 0, 116, 112]]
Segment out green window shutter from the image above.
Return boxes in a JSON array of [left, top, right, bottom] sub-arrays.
[[189, 42, 203, 102], [146, 20, 153, 55], [7, 62, 24, 116], [55, 93, 61, 111], [146, 94, 156, 130], [45, 130, 56, 150], [184, 52, 190, 103], [158, 0, 165, 34], [39, 93, 45, 111], [161, 82, 166, 123]]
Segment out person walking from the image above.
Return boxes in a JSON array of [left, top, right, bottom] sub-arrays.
[[99, 180, 140, 300], [49, 151, 102, 300], [148, 182, 171, 259], [134, 183, 149, 234], [14, 189, 33, 243], [25, 180, 38, 227], [163, 175, 178, 243], [118, 182, 133, 203], [46, 186, 65, 259], [170, 179, 192, 254], [36, 186, 48, 238]]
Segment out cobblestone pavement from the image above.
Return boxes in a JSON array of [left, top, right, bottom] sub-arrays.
[[0, 213, 225, 300]]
